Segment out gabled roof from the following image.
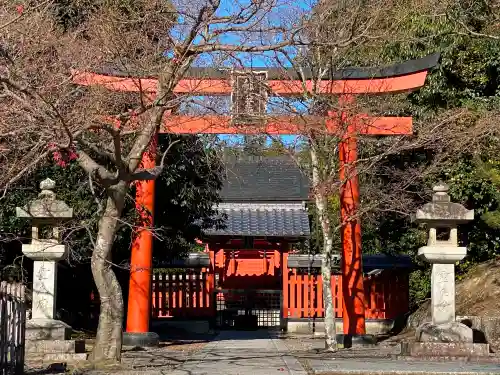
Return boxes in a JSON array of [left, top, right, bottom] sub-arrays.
[[204, 202, 310, 238], [220, 155, 309, 202]]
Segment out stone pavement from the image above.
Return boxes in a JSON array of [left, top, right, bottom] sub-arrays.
[[283, 336, 500, 375], [307, 357, 500, 375], [26, 331, 500, 375], [124, 331, 500, 375], [169, 330, 307, 375]]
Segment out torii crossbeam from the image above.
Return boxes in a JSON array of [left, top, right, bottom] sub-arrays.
[[73, 53, 439, 343]]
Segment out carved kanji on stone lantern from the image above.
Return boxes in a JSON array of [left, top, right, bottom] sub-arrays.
[[16, 178, 73, 340], [414, 183, 474, 344]]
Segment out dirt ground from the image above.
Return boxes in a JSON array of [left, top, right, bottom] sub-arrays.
[[25, 329, 214, 374]]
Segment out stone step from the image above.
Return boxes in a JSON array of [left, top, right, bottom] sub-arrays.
[[402, 342, 490, 357], [26, 352, 88, 364], [394, 354, 500, 363], [25, 319, 72, 341], [26, 339, 86, 354]]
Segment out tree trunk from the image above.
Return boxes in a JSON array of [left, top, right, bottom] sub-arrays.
[[89, 182, 128, 363], [321, 234, 337, 351], [310, 144, 337, 352]]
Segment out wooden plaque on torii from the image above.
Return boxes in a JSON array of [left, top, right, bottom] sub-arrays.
[[231, 70, 268, 125]]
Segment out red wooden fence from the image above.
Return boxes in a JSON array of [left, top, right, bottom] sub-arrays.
[[283, 269, 409, 320], [151, 268, 409, 320], [151, 270, 213, 318]]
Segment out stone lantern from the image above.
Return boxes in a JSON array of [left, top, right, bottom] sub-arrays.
[[408, 183, 488, 356], [16, 178, 73, 340]]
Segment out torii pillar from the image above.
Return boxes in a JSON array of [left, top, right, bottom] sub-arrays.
[[339, 125, 366, 339], [123, 134, 160, 347], [325, 100, 416, 345]]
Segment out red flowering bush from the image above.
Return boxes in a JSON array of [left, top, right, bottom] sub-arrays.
[[48, 143, 78, 168]]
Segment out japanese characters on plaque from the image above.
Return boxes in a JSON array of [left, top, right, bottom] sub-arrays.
[[231, 70, 268, 125]]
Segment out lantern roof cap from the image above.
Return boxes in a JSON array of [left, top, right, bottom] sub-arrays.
[[415, 183, 473, 224], [16, 178, 73, 222]]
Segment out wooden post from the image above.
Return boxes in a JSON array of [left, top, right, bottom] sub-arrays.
[[231, 249, 236, 275], [334, 103, 367, 336], [281, 243, 289, 321], [125, 133, 159, 346], [208, 244, 216, 310], [208, 245, 215, 290]]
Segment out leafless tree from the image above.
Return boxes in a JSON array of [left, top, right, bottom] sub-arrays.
[[262, 0, 499, 351], [0, 0, 323, 363], [267, 0, 405, 351]]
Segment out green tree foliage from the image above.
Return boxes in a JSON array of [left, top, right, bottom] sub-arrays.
[[0, 135, 222, 266], [474, 157, 500, 229], [307, 0, 500, 308], [242, 135, 268, 155], [0, 135, 223, 328], [356, 0, 500, 307], [153, 135, 224, 261]]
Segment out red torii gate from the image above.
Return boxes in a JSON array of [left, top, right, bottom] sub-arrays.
[[73, 53, 439, 343]]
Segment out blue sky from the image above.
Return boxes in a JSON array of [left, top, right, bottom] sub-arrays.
[[171, 0, 316, 148]]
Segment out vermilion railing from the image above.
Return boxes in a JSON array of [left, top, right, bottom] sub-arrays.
[[151, 270, 213, 318], [151, 268, 409, 320], [283, 270, 409, 320]]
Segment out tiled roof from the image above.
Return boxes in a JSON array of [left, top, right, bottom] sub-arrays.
[[220, 156, 309, 202], [204, 202, 310, 237]]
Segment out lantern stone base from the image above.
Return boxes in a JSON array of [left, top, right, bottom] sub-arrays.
[[401, 342, 490, 357], [26, 339, 85, 354], [26, 319, 72, 341], [416, 321, 473, 343], [25, 319, 88, 365], [25, 340, 87, 365], [27, 352, 88, 365]]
